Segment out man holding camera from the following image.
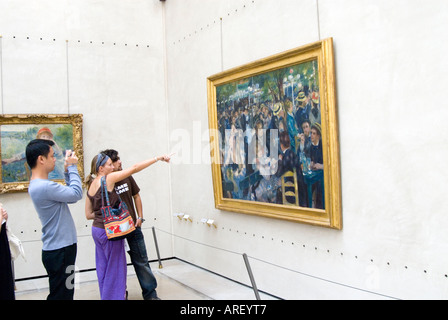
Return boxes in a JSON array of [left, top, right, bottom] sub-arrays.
[[26, 139, 83, 300]]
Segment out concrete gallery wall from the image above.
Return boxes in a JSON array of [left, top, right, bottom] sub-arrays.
[[0, 1, 173, 279], [164, 0, 448, 299], [1, 0, 448, 300]]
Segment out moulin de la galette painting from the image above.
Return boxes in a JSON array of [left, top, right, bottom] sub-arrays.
[[207, 38, 342, 229]]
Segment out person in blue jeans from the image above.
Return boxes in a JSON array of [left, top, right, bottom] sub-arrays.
[[101, 149, 160, 300]]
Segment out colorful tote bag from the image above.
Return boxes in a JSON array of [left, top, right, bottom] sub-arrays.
[[100, 176, 135, 240]]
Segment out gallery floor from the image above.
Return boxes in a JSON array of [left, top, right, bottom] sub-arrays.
[[14, 258, 279, 300]]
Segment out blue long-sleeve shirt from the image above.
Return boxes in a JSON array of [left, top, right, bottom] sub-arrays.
[[28, 165, 83, 251]]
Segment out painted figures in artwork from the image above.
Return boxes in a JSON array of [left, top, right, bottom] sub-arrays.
[[1, 124, 74, 183], [217, 60, 324, 209]]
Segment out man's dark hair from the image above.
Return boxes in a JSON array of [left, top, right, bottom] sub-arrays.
[[279, 131, 290, 148], [26, 139, 55, 169], [301, 119, 311, 128], [101, 149, 119, 162]]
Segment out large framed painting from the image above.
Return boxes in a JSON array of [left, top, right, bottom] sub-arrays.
[[0, 114, 84, 193], [207, 38, 341, 229]]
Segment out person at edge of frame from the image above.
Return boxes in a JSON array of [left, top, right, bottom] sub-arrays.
[[0, 205, 15, 300]]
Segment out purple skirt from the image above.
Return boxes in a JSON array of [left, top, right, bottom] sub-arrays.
[[92, 227, 127, 300]]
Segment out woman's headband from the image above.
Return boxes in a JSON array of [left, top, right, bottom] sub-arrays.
[[95, 153, 110, 172]]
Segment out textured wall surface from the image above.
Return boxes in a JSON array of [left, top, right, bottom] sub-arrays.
[[164, 0, 448, 299]]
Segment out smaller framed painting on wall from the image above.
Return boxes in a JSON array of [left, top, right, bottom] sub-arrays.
[[0, 114, 84, 193]]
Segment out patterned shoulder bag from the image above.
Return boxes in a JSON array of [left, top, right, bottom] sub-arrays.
[[100, 176, 135, 240]]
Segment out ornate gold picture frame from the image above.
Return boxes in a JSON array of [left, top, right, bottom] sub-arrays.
[[0, 114, 84, 193], [207, 38, 341, 229]]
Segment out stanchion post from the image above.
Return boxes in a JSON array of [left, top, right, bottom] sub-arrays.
[[152, 226, 163, 269], [243, 253, 261, 300]]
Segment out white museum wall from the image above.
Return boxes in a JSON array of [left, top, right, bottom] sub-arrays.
[[0, 0, 173, 279], [164, 0, 448, 299]]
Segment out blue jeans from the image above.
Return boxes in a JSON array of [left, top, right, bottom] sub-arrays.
[[126, 227, 158, 299]]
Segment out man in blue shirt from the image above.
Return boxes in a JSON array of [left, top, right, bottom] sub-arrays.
[[26, 139, 83, 300]]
